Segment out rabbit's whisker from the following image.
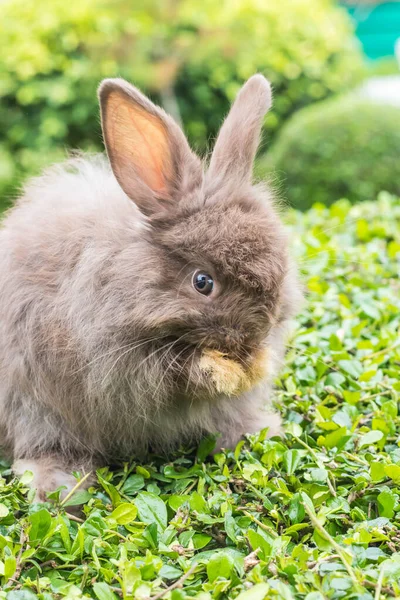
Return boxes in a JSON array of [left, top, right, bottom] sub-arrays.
[[72, 335, 167, 375], [151, 346, 189, 408], [127, 332, 192, 384], [99, 339, 172, 388]]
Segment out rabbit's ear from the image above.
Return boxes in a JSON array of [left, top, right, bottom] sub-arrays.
[[99, 78, 200, 215], [208, 74, 272, 182]]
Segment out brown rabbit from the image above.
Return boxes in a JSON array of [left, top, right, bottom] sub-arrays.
[[0, 75, 301, 500]]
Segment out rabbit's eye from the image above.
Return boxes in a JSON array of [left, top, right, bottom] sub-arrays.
[[192, 270, 214, 296]]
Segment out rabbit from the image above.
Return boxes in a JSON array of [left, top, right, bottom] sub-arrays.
[[0, 74, 302, 501]]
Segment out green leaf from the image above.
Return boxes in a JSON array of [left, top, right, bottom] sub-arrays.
[[142, 522, 158, 549], [63, 489, 92, 507], [235, 583, 269, 600], [135, 492, 167, 532], [110, 502, 138, 524], [288, 493, 305, 523], [301, 492, 316, 516], [93, 582, 119, 600], [70, 525, 85, 558], [283, 450, 303, 475], [159, 565, 183, 580], [206, 552, 234, 582], [378, 555, 400, 578], [189, 491, 209, 513], [83, 513, 107, 536], [343, 390, 361, 405], [247, 529, 272, 560], [171, 592, 186, 600], [6, 592, 39, 600], [136, 466, 151, 479], [309, 468, 328, 482], [163, 465, 203, 479], [121, 474, 145, 494], [377, 490, 396, 518], [193, 533, 212, 549], [318, 427, 348, 449], [384, 464, 400, 484], [325, 373, 346, 387], [370, 461, 386, 482], [97, 474, 122, 506], [224, 510, 237, 543], [58, 518, 72, 553], [28, 509, 52, 542], [338, 359, 363, 379], [359, 430, 383, 448], [285, 422, 303, 437], [169, 495, 190, 511], [196, 435, 217, 462], [4, 554, 16, 580]]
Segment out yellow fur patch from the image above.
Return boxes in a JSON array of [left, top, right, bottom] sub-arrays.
[[199, 348, 268, 396]]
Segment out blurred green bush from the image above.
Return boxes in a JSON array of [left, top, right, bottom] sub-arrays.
[[259, 94, 400, 210], [0, 0, 364, 207]]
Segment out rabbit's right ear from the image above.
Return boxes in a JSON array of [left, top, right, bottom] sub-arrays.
[[99, 79, 201, 216], [208, 74, 272, 183]]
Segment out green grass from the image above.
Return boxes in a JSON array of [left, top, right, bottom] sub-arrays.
[[1, 193, 400, 600]]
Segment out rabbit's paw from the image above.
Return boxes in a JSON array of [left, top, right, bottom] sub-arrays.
[[213, 411, 282, 453], [13, 457, 92, 503], [250, 410, 282, 438]]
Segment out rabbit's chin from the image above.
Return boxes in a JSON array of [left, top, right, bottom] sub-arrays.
[[197, 347, 269, 397]]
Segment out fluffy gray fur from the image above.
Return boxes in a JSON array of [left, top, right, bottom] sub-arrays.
[[0, 75, 302, 499]]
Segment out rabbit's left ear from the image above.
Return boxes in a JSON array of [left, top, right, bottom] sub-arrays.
[[99, 78, 201, 215], [208, 74, 272, 182]]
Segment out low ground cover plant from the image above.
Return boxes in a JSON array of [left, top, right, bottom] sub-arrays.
[[0, 193, 399, 599]]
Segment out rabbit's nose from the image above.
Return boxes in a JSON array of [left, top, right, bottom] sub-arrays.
[[210, 326, 244, 352]]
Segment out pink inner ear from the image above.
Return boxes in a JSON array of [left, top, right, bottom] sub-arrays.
[[106, 91, 173, 196]]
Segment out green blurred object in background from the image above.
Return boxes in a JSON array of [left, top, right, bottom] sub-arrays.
[[259, 93, 400, 210], [0, 0, 365, 210], [343, 1, 400, 59]]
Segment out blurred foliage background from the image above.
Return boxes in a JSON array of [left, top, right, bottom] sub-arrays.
[[0, 0, 399, 211], [257, 94, 400, 210]]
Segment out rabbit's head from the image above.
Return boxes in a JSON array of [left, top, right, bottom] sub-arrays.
[[98, 75, 296, 399]]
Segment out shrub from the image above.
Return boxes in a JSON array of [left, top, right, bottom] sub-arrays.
[[1, 193, 400, 596], [259, 94, 400, 210], [0, 0, 364, 207]]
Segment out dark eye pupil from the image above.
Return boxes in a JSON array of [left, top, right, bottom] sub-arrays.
[[193, 271, 214, 295]]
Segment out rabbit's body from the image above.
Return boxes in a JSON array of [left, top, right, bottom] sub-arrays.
[[0, 75, 301, 499]]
